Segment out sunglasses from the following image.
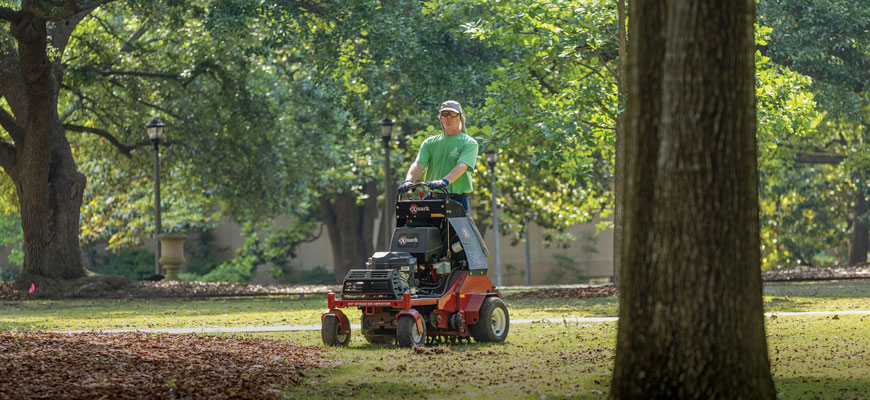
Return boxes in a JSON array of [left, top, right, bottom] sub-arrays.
[[440, 111, 460, 118]]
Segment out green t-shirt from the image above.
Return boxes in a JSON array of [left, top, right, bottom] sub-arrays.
[[415, 133, 479, 194]]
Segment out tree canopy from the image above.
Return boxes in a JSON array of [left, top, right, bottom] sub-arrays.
[[1, 0, 867, 288]]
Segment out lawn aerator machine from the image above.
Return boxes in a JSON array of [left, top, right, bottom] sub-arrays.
[[321, 183, 509, 347]]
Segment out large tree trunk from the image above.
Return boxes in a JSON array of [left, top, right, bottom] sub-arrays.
[[320, 181, 378, 283], [5, 11, 89, 290], [611, 0, 775, 398], [848, 192, 868, 264]]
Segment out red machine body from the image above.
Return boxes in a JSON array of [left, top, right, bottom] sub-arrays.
[[320, 184, 510, 347]]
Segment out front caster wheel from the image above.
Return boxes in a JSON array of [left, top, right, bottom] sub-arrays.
[[322, 314, 351, 346], [396, 315, 426, 347], [471, 297, 509, 343]]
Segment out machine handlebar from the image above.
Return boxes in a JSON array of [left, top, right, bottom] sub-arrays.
[[397, 182, 449, 202]]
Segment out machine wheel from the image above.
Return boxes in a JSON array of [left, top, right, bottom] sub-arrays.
[[321, 314, 351, 346], [396, 315, 426, 347], [361, 315, 394, 345], [471, 297, 509, 343]]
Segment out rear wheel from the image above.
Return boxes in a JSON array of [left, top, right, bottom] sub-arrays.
[[471, 297, 509, 343], [321, 314, 351, 346], [361, 315, 394, 345], [396, 315, 426, 347]]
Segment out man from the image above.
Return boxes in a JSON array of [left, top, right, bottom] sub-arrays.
[[398, 100, 479, 212]]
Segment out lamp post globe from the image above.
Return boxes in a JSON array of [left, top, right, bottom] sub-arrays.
[[146, 118, 165, 143], [146, 118, 165, 276], [379, 118, 394, 140]]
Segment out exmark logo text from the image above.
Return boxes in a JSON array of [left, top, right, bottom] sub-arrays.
[[398, 236, 419, 245], [409, 204, 430, 214]]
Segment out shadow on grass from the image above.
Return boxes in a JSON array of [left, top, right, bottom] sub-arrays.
[[763, 296, 815, 312], [285, 377, 445, 400], [774, 377, 870, 399], [763, 280, 870, 299]]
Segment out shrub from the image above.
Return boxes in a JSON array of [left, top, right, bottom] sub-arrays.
[[87, 248, 155, 281]]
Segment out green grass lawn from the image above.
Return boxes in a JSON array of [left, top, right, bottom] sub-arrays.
[[1, 280, 869, 399]]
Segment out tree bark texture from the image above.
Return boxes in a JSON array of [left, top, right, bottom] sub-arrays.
[[4, 10, 89, 289], [319, 181, 378, 283], [611, 1, 775, 398], [612, 0, 627, 288], [848, 192, 868, 265]]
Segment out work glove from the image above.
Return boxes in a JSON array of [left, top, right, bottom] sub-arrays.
[[398, 180, 415, 193], [427, 179, 449, 189]]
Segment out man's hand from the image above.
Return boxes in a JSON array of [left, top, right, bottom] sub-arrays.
[[427, 179, 449, 189], [398, 180, 415, 193]]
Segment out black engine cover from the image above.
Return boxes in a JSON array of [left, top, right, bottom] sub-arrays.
[[341, 269, 405, 299]]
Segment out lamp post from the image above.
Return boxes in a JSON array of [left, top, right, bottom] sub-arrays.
[[146, 118, 165, 275], [524, 221, 532, 286], [380, 118, 395, 250], [485, 148, 501, 287]]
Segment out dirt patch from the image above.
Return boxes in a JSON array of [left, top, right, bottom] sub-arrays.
[[0, 332, 336, 399]]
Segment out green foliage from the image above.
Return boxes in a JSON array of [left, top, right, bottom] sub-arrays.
[[195, 221, 317, 283], [0, 212, 22, 281], [758, 0, 870, 121], [287, 266, 335, 285], [416, 0, 619, 246], [180, 231, 224, 278], [86, 248, 155, 281], [756, 1, 870, 267], [544, 254, 588, 285], [760, 165, 850, 267]]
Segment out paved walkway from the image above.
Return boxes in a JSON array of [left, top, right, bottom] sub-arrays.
[[57, 310, 870, 335]]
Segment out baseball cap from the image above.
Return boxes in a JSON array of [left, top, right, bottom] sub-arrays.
[[440, 100, 463, 114]]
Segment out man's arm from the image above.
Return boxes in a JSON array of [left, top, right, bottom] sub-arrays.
[[442, 163, 469, 183], [404, 162, 426, 182]]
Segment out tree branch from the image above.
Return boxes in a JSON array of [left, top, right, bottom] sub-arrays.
[[580, 119, 615, 131], [96, 68, 180, 80], [528, 67, 556, 94], [0, 104, 25, 144], [0, 46, 28, 121], [794, 153, 845, 165], [64, 123, 183, 156], [0, 6, 21, 23], [0, 140, 17, 174], [23, 0, 116, 21], [120, 23, 148, 52], [63, 123, 136, 156]]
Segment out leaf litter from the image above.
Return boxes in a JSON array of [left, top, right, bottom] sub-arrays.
[[0, 331, 336, 399]]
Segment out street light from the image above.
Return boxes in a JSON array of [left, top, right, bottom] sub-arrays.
[[485, 148, 502, 287], [380, 118, 395, 250], [146, 118, 165, 276]]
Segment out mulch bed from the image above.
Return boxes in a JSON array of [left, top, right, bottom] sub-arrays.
[[0, 280, 340, 301], [136, 281, 341, 298], [506, 285, 619, 300], [0, 331, 337, 400], [760, 264, 870, 282]]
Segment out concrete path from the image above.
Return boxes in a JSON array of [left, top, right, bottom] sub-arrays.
[[57, 310, 870, 335]]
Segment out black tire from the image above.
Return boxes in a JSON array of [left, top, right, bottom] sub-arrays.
[[471, 297, 509, 343], [396, 315, 426, 347], [361, 315, 394, 345], [321, 314, 351, 346]]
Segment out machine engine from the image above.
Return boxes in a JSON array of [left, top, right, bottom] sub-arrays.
[[341, 225, 446, 299]]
